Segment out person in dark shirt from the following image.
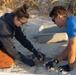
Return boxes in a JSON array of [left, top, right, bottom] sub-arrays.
[[0, 4, 44, 68]]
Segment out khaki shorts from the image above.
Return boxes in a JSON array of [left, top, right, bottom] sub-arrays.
[[0, 47, 14, 68]]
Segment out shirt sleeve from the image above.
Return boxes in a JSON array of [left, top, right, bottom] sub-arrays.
[[15, 27, 34, 51], [66, 18, 76, 39]]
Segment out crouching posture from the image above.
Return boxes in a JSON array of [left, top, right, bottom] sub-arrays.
[[0, 4, 44, 68], [46, 6, 76, 72]]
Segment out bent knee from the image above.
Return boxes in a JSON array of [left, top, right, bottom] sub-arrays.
[[0, 48, 14, 68]]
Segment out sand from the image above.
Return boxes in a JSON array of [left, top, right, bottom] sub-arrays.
[[0, 16, 76, 75]]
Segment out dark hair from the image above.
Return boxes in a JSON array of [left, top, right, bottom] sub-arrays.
[[11, 4, 29, 19], [49, 6, 68, 18]]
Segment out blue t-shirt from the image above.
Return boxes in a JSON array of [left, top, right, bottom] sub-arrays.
[[66, 16, 76, 39]]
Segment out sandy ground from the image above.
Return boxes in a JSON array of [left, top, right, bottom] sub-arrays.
[[0, 16, 76, 75]]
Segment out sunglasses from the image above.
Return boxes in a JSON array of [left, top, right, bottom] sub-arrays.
[[52, 19, 55, 22], [52, 16, 57, 23], [18, 18, 27, 25]]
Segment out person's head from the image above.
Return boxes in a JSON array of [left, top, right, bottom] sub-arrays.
[[11, 4, 29, 27], [49, 6, 69, 27]]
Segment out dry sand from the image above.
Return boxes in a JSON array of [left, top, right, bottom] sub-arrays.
[[0, 16, 76, 75]]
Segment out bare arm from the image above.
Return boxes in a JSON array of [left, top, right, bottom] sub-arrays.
[[57, 37, 76, 69], [57, 44, 69, 61], [68, 37, 76, 69]]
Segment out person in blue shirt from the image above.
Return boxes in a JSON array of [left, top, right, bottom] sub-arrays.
[[46, 5, 76, 72], [0, 4, 44, 68]]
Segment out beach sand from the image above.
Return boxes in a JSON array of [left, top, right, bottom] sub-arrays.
[[0, 16, 76, 75]]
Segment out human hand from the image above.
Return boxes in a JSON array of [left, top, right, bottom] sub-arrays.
[[58, 64, 73, 72], [33, 49, 45, 61], [18, 52, 35, 66], [46, 59, 58, 70]]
